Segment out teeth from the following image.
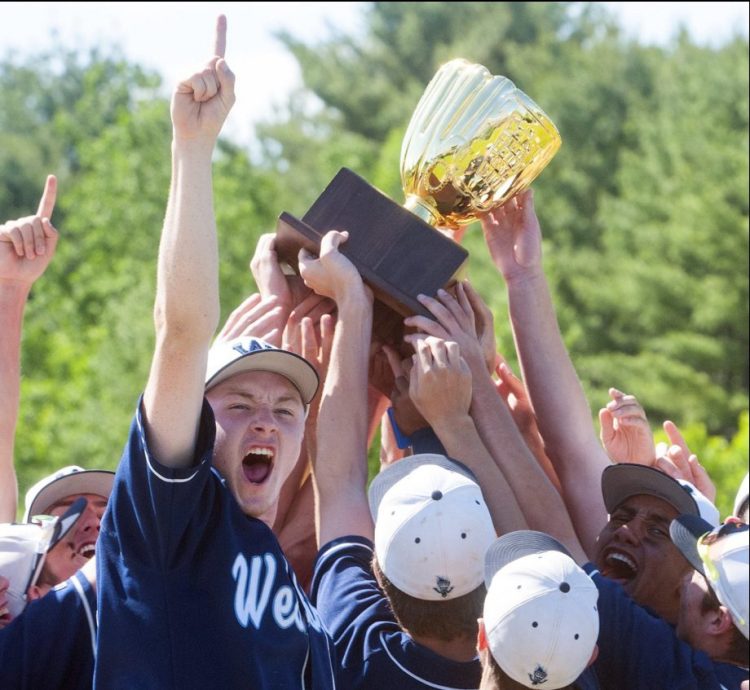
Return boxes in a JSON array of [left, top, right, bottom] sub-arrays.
[[78, 544, 96, 558], [607, 552, 637, 572], [248, 448, 274, 458]]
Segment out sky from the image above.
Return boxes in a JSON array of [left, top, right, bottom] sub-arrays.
[[0, 2, 748, 145]]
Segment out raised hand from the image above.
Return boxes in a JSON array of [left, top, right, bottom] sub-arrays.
[[250, 233, 311, 313], [171, 15, 236, 143], [0, 175, 59, 285], [215, 293, 285, 345], [298, 230, 368, 303], [480, 189, 542, 283], [403, 281, 488, 377], [409, 336, 472, 428], [655, 420, 716, 502], [598, 387, 655, 464]]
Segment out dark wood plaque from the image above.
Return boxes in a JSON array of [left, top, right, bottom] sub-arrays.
[[275, 168, 468, 343]]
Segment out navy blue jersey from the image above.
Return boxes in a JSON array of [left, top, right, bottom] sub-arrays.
[[584, 564, 748, 689], [311, 536, 482, 689], [0, 569, 96, 690], [95, 399, 337, 690]]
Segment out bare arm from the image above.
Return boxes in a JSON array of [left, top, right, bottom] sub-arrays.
[[481, 191, 609, 556], [404, 284, 578, 546], [142, 16, 235, 468], [407, 336, 526, 536], [0, 175, 59, 521], [299, 231, 374, 546]]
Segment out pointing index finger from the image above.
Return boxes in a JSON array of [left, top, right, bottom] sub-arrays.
[[37, 175, 57, 219], [214, 15, 227, 58]]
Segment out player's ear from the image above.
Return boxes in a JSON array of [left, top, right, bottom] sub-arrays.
[[476, 618, 488, 652]]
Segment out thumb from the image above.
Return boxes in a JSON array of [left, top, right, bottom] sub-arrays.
[[599, 408, 615, 443], [215, 58, 236, 106]]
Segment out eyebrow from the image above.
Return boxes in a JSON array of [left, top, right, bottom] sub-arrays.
[[223, 390, 303, 406]]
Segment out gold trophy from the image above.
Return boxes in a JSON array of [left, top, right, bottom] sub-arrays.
[[276, 59, 561, 341]]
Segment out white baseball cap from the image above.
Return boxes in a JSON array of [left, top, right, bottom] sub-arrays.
[[733, 473, 749, 520], [670, 515, 749, 640], [368, 454, 496, 601], [23, 465, 114, 522], [205, 336, 319, 404], [483, 531, 600, 689], [0, 497, 87, 617], [602, 464, 719, 527]]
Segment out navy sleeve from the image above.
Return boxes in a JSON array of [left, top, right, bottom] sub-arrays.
[[586, 564, 747, 690], [0, 569, 96, 690], [409, 427, 447, 456], [310, 536, 397, 667], [102, 396, 219, 570]]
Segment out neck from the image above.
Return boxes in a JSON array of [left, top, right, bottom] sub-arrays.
[[409, 632, 477, 663]]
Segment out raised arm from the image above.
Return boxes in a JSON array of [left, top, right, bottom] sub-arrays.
[[406, 335, 526, 537], [481, 190, 608, 556], [0, 175, 59, 521], [298, 231, 374, 546], [142, 16, 235, 468], [405, 288, 580, 551]]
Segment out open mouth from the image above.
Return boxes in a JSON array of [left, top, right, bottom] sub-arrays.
[[77, 542, 96, 559], [601, 550, 638, 584], [242, 448, 274, 485]]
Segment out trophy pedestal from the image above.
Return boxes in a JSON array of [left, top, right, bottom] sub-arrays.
[[275, 168, 468, 343]]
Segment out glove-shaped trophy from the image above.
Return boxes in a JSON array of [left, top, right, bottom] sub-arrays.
[[276, 59, 561, 341]]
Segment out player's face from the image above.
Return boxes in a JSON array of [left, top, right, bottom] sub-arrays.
[[594, 494, 689, 624], [43, 493, 109, 584], [675, 569, 716, 650], [207, 370, 306, 526]]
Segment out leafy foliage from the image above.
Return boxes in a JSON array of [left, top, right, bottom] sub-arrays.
[[1, 3, 747, 515]]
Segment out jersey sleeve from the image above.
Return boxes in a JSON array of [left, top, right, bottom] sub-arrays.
[[585, 564, 740, 690], [0, 569, 96, 690], [100, 395, 219, 570], [310, 536, 397, 667]]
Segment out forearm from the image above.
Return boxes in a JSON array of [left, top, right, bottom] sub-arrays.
[[433, 414, 525, 535], [0, 282, 28, 522], [153, 141, 220, 343], [143, 141, 220, 468], [314, 291, 373, 542], [469, 372, 585, 552], [506, 271, 608, 552]]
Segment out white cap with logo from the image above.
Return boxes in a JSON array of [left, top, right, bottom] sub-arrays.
[[483, 531, 600, 689], [368, 454, 496, 601], [205, 336, 319, 404]]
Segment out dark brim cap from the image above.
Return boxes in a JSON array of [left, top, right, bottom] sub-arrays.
[[601, 464, 699, 517]]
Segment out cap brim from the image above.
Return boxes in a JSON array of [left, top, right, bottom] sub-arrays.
[[484, 530, 573, 588], [24, 470, 114, 521], [669, 514, 714, 577], [367, 453, 477, 522], [601, 464, 699, 517], [205, 349, 319, 404], [27, 497, 88, 591]]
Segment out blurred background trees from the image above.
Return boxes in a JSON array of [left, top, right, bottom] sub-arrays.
[[2, 2, 747, 516]]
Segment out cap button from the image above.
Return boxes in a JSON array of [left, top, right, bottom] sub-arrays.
[[431, 490, 443, 501]]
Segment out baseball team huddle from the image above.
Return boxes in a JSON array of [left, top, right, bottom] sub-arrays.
[[1, 16, 748, 690]]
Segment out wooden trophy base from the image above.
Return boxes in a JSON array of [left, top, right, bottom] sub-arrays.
[[275, 168, 468, 344]]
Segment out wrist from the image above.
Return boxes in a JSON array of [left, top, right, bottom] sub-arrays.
[[504, 266, 545, 290], [0, 279, 32, 300], [171, 137, 216, 160]]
